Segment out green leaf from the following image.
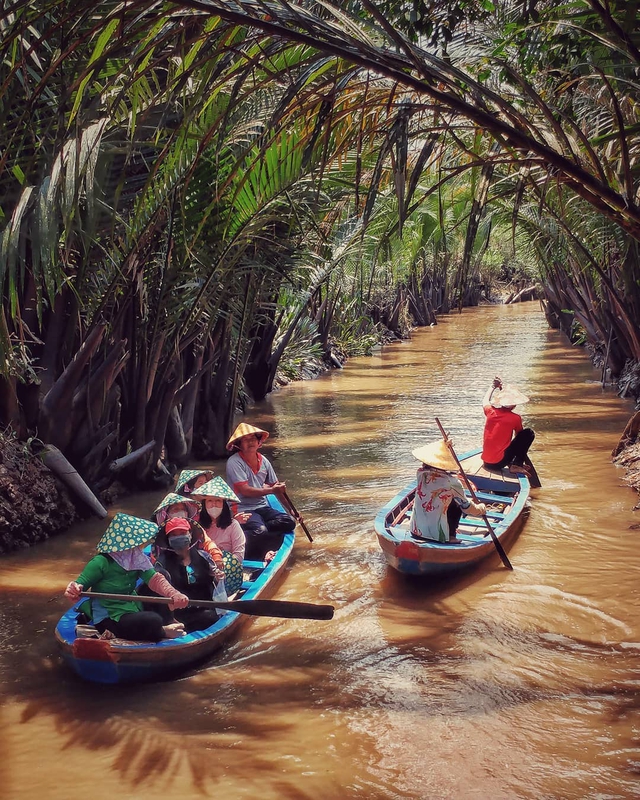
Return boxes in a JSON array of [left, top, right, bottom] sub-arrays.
[[12, 165, 25, 185], [69, 18, 119, 124]]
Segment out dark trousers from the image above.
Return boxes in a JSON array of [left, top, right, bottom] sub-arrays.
[[242, 505, 295, 560], [95, 611, 166, 643], [171, 608, 218, 633], [138, 585, 219, 634], [483, 428, 535, 470], [447, 502, 463, 539]]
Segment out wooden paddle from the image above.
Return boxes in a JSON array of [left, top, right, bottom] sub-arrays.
[[282, 490, 313, 542], [434, 417, 514, 571], [523, 458, 542, 489], [79, 591, 334, 620]]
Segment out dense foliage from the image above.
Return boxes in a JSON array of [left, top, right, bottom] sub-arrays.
[[1, 1, 639, 490]]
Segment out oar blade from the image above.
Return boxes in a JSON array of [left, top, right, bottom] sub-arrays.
[[209, 599, 334, 620], [482, 517, 513, 570]]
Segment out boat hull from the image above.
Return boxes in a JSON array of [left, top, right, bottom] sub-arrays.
[[374, 449, 530, 577], [56, 521, 295, 684]]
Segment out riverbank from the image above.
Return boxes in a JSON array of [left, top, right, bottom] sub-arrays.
[[0, 430, 79, 553], [612, 410, 640, 509]]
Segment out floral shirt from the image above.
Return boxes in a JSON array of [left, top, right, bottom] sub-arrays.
[[409, 467, 471, 542]]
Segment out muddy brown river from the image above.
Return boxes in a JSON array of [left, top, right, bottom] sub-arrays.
[[2, 302, 640, 799]]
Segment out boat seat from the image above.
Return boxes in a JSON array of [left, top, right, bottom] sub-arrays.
[[462, 509, 505, 521], [243, 560, 266, 570], [460, 517, 504, 529], [451, 532, 484, 543], [393, 527, 486, 546], [390, 512, 502, 538], [75, 624, 101, 639], [471, 490, 514, 505]]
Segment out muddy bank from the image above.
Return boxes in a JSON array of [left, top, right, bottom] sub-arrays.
[[612, 410, 640, 510], [0, 432, 80, 554], [585, 347, 640, 508]]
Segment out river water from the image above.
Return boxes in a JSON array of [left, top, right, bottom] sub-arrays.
[[2, 303, 640, 799]]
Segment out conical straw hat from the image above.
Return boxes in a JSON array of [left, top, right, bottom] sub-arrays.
[[175, 468, 214, 493], [226, 423, 269, 451], [95, 513, 158, 553], [490, 385, 529, 408], [191, 476, 239, 503], [411, 440, 458, 471]]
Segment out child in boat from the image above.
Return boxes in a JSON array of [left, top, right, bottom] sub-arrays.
[[225, 423, 297, 561], [142, 517, 221, 633], [153, 493, 225, 574], [409, 441, 486, 544], [481, 377, 539, 485], [192, 476, 246, 596], [64, 513, 189, 642]]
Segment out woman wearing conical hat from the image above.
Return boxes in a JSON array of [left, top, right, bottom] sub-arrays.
[[64, 513, 190, 641], [225, 423, 296, 561], [175, 468, 251, 525], [191, 476, 245, 596], [409, 441, 486, 543], [175, 468, 215, 497], [482, 377, 538, 484]]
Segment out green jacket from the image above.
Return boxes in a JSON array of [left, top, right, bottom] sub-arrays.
[[76, 554, 156, 622]]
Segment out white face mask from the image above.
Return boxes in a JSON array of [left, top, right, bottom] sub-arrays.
[[206, 502, 222, 519], [168, 508, 188, 519]]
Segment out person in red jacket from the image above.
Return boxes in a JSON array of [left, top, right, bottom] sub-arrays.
[[482, 377, 539, 486]]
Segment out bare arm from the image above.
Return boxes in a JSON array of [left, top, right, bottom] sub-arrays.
[[482, 377, 502, 408], [235, 480, 285, 499]]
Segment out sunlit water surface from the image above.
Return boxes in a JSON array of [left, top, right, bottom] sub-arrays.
[[2, 304, 640, 799]]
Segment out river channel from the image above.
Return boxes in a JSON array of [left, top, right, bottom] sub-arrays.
[[2, 302, 640, 799]]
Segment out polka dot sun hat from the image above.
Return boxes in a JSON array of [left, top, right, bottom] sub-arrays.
[[95, 513, 159, 553], [191, 476, 239, 503], [175, 468, 214, 493]]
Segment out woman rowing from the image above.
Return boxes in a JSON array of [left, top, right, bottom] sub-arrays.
[[410, 441, 486, 544], [482, 377, 540, 486], [64, 513, 189, 641], [225, 423, 297, 560]]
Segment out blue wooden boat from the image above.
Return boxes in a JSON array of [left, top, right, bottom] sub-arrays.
[[56, 503, 295, 684], [374, 447, 530, 577]]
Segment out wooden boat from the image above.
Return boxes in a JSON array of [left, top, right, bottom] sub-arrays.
[[56, 507, 295, 684], [374, 447, 530, 577]]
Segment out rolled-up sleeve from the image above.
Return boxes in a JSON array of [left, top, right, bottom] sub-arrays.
[[451, 477, 471, 510], [226, 456, 249, 495]]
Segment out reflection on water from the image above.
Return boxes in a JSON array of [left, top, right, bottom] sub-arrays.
[[3, 304, 640, 799]]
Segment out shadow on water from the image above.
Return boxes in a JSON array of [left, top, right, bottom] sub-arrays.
[[1, 583, 347, 794], [6, 547, 640, 795]]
